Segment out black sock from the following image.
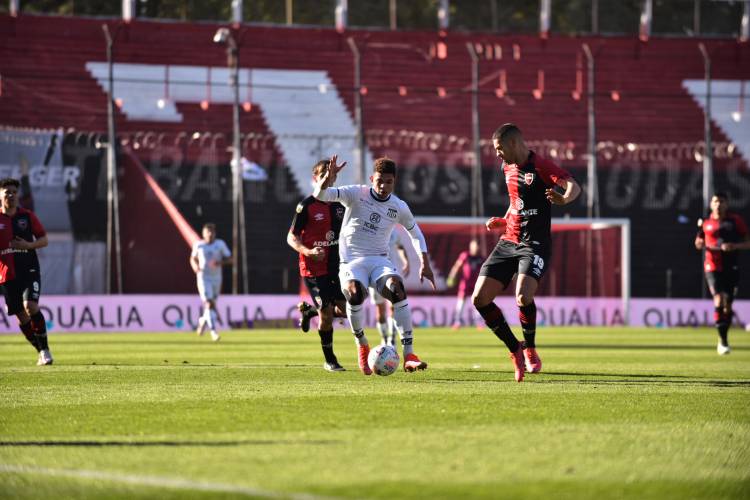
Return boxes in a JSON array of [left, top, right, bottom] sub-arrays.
[[476, 302, 519, 353], [318, 329, 337, 363], [20, 320, 39, 351], [523, 329, 536, 348], [519, 302, 537, 348], [31, 311, 49, 351]]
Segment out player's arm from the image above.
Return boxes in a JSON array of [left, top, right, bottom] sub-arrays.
[[695, 220, 705, 250], [286, 231, 324, 260], [400, 207, 435, 290], [721, 235, 750, 252], [11, 212, 48, 250], [396, 244, 410, 277], [190, 245, 200, 273], [446, 254, 465, 287], [546, 177, 581, 205]]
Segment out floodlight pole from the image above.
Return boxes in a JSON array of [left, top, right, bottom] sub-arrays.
[[222, 30, 248, 294], [466, 43, 485, 246], [347, 37, 366, 184], [582, 44, 598, 219], [103, 23, 123, 294], [698, 43, 713, 211]]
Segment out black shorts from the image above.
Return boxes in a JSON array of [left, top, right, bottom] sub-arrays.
[[479, 239, 550, 287], [304, 274, 345, 310], [1, 272, 41, 316], [705, 270, 739, 298]]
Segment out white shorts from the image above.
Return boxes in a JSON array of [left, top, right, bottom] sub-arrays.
[[339, 256, 400, 291], [369, 287, 385, 305], [197, 274, 222, 302]]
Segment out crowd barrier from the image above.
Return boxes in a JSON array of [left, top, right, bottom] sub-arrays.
[[0, 296, 747, 333]]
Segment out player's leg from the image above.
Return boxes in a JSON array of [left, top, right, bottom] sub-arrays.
[[707, 272, 730, 354], [452, 288, 466, 329], [4, 281, 40, 362], [195, 277, 209, 336], [24, 275, 52, 364], [369, 287, 388, 344], [315, 275, 345, 371], [472, 242, 524, 381], [376, 270, 427, 372], [339, 259, 372, 374], [516, 247, 547, 372], [387, 302, 397, 347]]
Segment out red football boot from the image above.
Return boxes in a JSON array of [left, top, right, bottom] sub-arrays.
[[358, 344, 372, 375], [403, 353, 428, 372], [509, 341, 525, 382], [523, 346, 542, 373]]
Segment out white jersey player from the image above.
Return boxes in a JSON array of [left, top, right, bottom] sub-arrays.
[[313, 156, 435, 375], [190, 223, 232, 341]]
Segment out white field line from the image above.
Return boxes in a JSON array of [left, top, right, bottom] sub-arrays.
[[0, 464, 345, 500]]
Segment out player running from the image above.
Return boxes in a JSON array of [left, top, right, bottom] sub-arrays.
[[446, 239, 484, 329], [190, 223, 232, 342], [694, 192, 750, 355], [313, 156, 436, 375], [287, 159, 347, 372], [472, 124, 580, 382], [0, 178, 52, 366]]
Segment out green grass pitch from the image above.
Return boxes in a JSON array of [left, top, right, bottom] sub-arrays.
[[1, 326, 749, 499]]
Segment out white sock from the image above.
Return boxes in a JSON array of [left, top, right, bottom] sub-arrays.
[[392, 300, 414, 356], [387, 316, 397, 346], [346, 302, 369, 346], [207, 309, 218, 332], [454, 298, 465, 325], [376, 321, 388, 344]]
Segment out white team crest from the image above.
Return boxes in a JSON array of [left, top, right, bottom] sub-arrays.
[[313, 212, 325, 221], [524, 173, 535, 185], [514, 198, 525, 210], [326, 230, 335, 241]]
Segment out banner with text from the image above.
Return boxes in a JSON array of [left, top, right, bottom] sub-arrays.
[[0, 296, 747, 333]]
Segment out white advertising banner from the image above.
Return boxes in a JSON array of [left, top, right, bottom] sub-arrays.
[[0, 295, 747, 333]]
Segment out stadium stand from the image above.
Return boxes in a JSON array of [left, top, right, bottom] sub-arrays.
[[1, 13, 748, 296]]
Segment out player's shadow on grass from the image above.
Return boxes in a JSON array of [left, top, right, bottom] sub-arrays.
[[535, 344, 721, 350], [0, 439, 340, 447]]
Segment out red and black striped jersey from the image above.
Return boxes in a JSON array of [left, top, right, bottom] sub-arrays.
[[697, 213, 748, 272], [501, 151, 572, 245], [290, 196, 345, 277], [9, 207, 46, 276]]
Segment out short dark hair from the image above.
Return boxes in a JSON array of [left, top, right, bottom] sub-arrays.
[[492, 123, 522, 142], [0, 178, 20, 189], [373, 157, 396, 176], [712, 191, 728, 200], [312, 159, 330, 177], [202, 223, 216, 232]]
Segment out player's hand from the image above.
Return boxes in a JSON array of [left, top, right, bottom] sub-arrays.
[[721, 242, 736, 252], [10, 237, 30, 250], [320, 155, 347, 188], [485, 217, 506, 232], [308, 246, 325, 261], [420, 262, 436, 291], [546, 188, 566, 205], [446, 275, 456, 288], [695, 238, 705, 250]]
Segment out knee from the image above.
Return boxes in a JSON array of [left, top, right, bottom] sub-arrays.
[[205, 300, 215, 310], [472, 292, 488, 309], [516, 293, 533, 307], [25, 302, 39, 316], [381, 277, 407, 303], [344, 281, 366, 305]]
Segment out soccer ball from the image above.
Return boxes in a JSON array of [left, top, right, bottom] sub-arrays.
[[367, 344, 400, 376]]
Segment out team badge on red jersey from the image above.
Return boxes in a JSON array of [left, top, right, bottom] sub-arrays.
[[524, 173, 535, 185]]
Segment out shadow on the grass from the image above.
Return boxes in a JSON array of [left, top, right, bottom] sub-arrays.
[[0, 439, 340, 447], [532, 344, 722, 350]]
